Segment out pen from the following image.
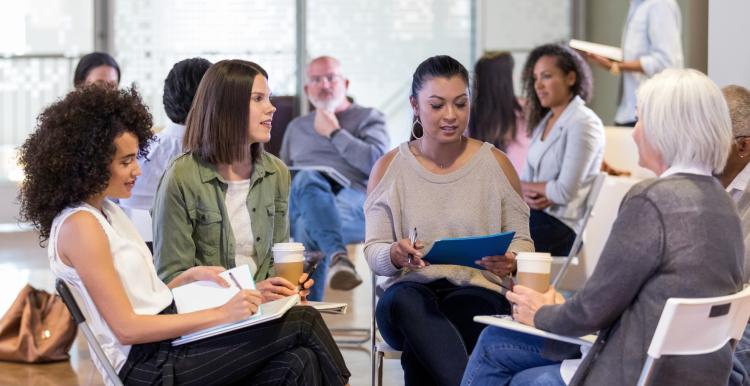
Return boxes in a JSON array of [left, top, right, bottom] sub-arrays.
[[299, 263, 319, 291], [227, 271, 243, 290], [408, 227, 417, 265]]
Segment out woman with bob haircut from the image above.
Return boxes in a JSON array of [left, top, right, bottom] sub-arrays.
[[462, 69, 743, 386], [366, 55, 534, 386], [18, 85, 350, 385], [519, 44, 605, 257], [152, 60, 307, 303]]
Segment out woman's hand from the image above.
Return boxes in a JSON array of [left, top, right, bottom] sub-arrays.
[[220, 289, 263, 323], [477, 251, 516, 277], [521, 181, 552, 210], [257, 277, 298, 302], [505, 285, 562, 326], [298, 273, 313, 301], [390, 239, 427, 269]]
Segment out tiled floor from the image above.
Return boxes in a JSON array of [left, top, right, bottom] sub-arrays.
[[0, 231, 404, 386]]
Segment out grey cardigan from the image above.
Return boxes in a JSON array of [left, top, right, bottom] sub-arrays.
[[536, 174, 744, 386], [522, 95, 604, 231]]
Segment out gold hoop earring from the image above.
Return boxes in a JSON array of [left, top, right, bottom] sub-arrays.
[[411, 118, 423, 139]]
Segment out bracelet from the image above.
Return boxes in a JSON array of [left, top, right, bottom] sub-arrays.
[[609, 62, 621, 76], [329, 128, 342, 139]]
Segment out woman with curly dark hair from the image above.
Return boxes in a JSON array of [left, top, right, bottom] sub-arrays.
[[518, 44, 605, 257], [18, 85, 349, 385]]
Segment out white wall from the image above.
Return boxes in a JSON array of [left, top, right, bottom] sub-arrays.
[[708, 0, 750, 88]]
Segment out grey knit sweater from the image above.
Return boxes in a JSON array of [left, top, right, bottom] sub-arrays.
[[537, 174, 744, 386], [364, 142, 534, 293]]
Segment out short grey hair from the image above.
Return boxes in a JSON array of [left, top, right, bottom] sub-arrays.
[[722, 85, 750, 137], [637, 69, 732, 174]]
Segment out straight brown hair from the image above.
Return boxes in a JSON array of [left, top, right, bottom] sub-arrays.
[[184, 59, 269, 165]]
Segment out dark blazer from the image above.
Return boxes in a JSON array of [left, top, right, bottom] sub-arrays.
[[536, 174, 745, 386]]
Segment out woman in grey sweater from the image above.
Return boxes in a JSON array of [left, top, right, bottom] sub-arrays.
[[462, 69, 744, 386], [365, 56, 534, 386]]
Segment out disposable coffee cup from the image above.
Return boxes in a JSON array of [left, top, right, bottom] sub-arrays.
[[272, 242, 305, 284], [515, 252, 552, 293]]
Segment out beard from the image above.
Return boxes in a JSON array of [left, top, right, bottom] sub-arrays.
[[309, 91, 346, 112]]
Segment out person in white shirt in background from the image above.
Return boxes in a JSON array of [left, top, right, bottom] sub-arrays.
[[585, 0, 683, 127], [119, 57, 212, 248], [719, 85, 750, 386]]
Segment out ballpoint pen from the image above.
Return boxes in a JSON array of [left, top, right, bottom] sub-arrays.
[[227, 271, 243, 290], [299, 262, 319, 292], [408, 227, 417, 265]]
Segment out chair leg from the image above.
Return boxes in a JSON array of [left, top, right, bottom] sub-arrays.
[[636, 356, 657, 386], [377, 351, 384, 386]]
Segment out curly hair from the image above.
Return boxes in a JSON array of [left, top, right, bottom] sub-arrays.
[[18, 85, 153, 243], [521, 44, 593, 131]]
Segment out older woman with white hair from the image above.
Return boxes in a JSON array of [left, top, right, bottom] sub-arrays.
[[461, 69, 745, 386]]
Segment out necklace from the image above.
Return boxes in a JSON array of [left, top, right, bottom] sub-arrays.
[[418, 136, 464, 169]]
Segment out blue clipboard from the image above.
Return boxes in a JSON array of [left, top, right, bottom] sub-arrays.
[[422, 231, 515, 269]]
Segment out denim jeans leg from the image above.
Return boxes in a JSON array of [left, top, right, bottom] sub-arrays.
[[729, 323, 750, 386], [289, 171, 346, 301], [335, 188, 366, 245], [461, 327, 563, 386]]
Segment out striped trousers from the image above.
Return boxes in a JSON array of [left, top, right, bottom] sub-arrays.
[[118, 306, 350, 386]]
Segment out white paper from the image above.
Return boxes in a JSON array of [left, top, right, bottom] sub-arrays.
[[172, 265, 256, 314], [569, 39, 623, 62], [303, 301, 348, 314]]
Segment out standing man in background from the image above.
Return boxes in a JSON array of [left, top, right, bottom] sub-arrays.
[[280, 56, 389, 301], [586, 0, 683, 126]]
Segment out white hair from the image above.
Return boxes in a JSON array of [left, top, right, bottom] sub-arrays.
[[637, 68, 732, 174]]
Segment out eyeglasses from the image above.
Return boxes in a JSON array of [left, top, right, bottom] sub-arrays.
[[308, 73, 342, 85]]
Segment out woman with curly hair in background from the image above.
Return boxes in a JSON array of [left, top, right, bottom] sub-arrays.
[[18, 85, 350, 385]]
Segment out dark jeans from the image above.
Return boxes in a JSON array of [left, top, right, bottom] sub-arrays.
[[376, 279, 511, 386], [729, 323, 750, 386], [614, 121, 637, 127], [529, 210, 576, 257]]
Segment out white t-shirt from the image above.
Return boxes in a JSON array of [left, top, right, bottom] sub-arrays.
[[48, 200, 173, 378], [225, 179, 257, 275]]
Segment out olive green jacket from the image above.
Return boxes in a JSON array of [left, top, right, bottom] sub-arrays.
[[152, 152, 290, 284]]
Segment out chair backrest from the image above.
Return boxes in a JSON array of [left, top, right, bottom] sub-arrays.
[[552, 173, 607, 287], [56, 279, 124, 386], [647, 285, 750, 358]]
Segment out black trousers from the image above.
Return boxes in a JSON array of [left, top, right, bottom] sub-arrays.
[[529, 209, 577, 257], [118, 306, 350, 386]]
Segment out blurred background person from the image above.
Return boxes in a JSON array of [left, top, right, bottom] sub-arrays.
[[73, 52, 121, 88], [463, 68, 741, 386], [468, 51, 529, 174], [520, 44, 605, 257]]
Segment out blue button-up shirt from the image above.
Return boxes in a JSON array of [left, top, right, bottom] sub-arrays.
[[616, 0, 683, 124]]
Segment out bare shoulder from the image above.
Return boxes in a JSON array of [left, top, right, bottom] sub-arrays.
[[368, 148, 399, 194], [489, 147, 522, 196], [57, 210, 109, 267]]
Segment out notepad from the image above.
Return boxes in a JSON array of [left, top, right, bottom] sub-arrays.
[[171, 265, 256, 314], [569, 39, 623, 62], [422, 231, 515, 269], [172, 295, 300, 346], [304, 301, 348, 314], [474, 315, 596, 347]]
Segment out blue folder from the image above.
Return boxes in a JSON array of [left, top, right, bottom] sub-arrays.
[[422, 231, 516, 269]]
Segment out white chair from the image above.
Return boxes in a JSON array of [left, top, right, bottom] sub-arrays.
[[56, 279, 124, 386], [371, 274, 402, 386], [637, 285, 750, 386], [552, 172, 607, 288]]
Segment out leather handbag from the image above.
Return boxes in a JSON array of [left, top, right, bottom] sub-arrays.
[[0, 284, 77, 363]]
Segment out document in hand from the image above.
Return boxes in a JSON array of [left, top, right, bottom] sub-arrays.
[[422, 231, 515, 269], [170, 265, 300, 346], [474, 315, 596, 347], [289, 165, 351, 189], [569, 39, 623, 62]]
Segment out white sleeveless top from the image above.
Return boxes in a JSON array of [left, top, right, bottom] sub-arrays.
[[48, 200, 173, 375]]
